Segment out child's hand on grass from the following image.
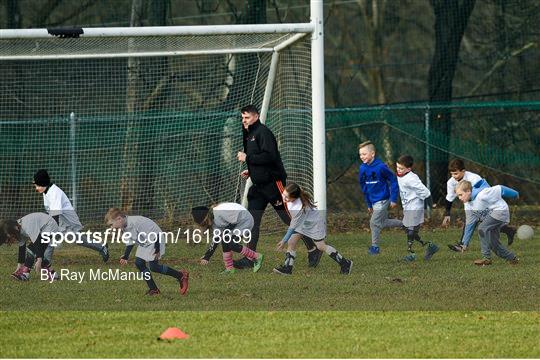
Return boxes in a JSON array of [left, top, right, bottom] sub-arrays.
[[199, 257, 209, 265], [276, 240, 286, 251], [119, 258, 128, 265], [441, 216, 451, 228]]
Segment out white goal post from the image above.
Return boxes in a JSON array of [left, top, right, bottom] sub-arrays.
[[0, 0, 326, 220]]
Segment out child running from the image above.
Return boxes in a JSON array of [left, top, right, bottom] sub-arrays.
[[396, 155, 439, 262], [105, 208, 189, 296], [33, 169, 109, 263], [443, 159, 516, 252], [455, 180, 519, 265], [191, 202, 264, 274], [358, 141, 402, 255], [273, 182, 353, 275]]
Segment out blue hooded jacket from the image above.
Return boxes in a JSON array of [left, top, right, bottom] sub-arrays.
[[358, 157, 399, 208]]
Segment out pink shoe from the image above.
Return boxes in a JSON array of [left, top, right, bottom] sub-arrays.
[[11, 266, 31, 281]]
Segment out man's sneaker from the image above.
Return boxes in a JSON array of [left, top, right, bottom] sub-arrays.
[[368, 245, 380, 256], [448, 243, 466, 252], [340, 259, 353, 275], [307, 249, 323, 268], [145, 289, 161, 296], [403, 253, 416, 262], [11, 266, 31, 281], [508, 257, 519, 265], [253, 254, 264, 273], [507, 227, 516, 246], [233, 257, 253, 269], [424, 243, 439, 261], [100, 244, 110, 263], [474, 258, 492, 266], [220, 268, 236, 275], [179, 270, 189, 295], [273, 265, 292, 275]]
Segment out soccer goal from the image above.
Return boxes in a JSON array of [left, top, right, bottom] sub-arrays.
[[0, 1, 325, 223]]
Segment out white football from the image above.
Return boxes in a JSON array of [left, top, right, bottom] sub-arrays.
[[517, 225, 534, 240]]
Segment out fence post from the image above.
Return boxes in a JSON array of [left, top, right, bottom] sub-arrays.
[[70, 112, 77, 211], [424, 105, 432, 218]]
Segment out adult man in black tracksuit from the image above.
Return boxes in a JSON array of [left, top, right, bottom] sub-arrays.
[[235, 104, 322, 269]]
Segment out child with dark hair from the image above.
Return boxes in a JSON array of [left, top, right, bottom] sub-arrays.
[[396, 155, 439, 262], [192, 202, 264, 274], [444, 160, 516, 252], [0, 213, 59, 281], [273, 182, 353, 275], [33, 169, 109, 262]]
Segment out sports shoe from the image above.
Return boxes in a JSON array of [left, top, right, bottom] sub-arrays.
[[308, 248, 323, 267], [448, 243, 466, 252], [220, 268, 236, 275], [273, 265, 292, 275], [506, 227, 516, 246], [507, 257, 519, 265], [179, 270, 189, 295], [11, 266, 31, 281], [340, 259, 353, 275], [424, 243, 439, 260], [253, 254, 264, 273], [145, 289, 161, 296], [100, 244, 110, 263], [403, 253, 416, 262], [368, 245, 380, 256], [233, 257, 253, 269], [474, 258, 492, 266]]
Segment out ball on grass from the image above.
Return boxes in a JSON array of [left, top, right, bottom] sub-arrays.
[[516, 225, 534, 240]]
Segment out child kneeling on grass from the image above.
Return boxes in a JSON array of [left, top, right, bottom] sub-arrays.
[[191, 202, 264, 274], [0, 213, 59, 281], [455, 180, 519, 266], [105, 208, 189, 296], [396, 155, 439, 262], [273, 182, 353, 275]]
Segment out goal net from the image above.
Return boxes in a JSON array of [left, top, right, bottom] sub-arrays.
[[0, 27, 314, 224]]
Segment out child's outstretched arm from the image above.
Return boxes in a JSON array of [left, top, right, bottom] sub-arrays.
[[277, 227, 298, 251], [382, 165, 399, 206], [460, 220, 478, 248], [120, 245, 134, 264], [358, 168, 372, 209], [500, 185, 519, 199], [200, 240, 219, 264]]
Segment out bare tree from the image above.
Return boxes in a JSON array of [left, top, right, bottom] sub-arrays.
[[121, 0, 145, 211], [428, 0, 475, 202]]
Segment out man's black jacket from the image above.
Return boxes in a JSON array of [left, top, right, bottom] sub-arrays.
[[242, 120, 287, 185]]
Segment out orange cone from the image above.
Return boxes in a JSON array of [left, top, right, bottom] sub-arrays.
[[159, 327, 190, 340]]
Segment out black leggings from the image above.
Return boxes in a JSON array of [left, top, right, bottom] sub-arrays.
[[24, 235, 50, 268], [221, 238, 244, 253]]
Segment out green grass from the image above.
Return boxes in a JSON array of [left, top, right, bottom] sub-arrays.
[[0, 228, 539, 357], [0, 311, 539, 358]]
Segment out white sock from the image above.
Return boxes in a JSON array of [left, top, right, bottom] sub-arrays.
[[285, 251, 296, 266]]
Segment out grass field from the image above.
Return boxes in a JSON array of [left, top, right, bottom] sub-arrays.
[[1, 228, 539, 357]]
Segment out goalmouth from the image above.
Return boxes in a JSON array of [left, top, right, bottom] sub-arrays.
[[0, 0, 325, 220]]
